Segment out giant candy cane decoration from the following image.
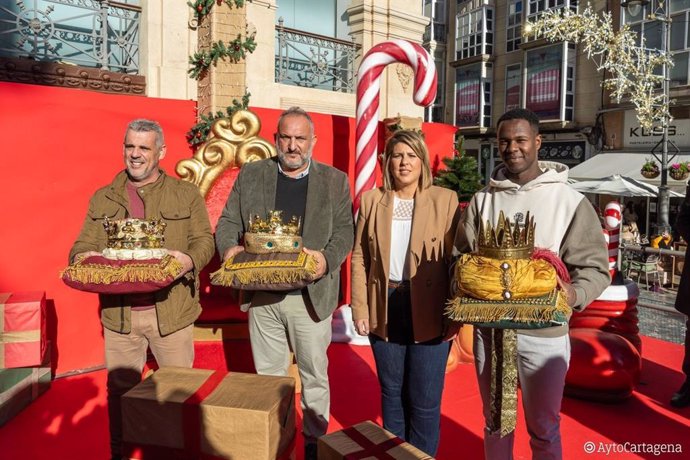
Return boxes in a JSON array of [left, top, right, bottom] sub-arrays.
[[355, 40, 437, 214]]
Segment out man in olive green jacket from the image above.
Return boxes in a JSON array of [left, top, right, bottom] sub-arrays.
[[69, 119, 214, 460]]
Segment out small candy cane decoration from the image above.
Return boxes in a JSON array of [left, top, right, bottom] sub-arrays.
[[355, 39, 437, 214], [604, 201, 622, 277]]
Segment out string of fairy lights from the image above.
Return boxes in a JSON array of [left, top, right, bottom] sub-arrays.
[[523, 6, 672, 130]]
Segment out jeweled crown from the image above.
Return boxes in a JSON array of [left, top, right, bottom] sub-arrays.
[[477, 211, 535, 260], [248, 210, 301, 235], [103, 217, 166, 250], [245, 210, 303, 254]]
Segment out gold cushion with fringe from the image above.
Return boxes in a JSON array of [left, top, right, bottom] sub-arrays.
[[445, 288, 571, 329], [448, 253, 570, 329], [456, 253, 556, 300], [210, 251, 318, 291]]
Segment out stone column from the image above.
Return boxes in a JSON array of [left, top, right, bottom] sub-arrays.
[[140, 0, 197, 99]]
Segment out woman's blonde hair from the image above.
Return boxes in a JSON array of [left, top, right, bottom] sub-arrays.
[[382, 129, 432, 191]]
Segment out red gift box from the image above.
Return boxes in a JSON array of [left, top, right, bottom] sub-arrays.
[[0, 292, 46, 369]]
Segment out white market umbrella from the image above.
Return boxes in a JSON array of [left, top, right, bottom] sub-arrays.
[[569, 174, 684, 240], [568, 174, 683, 198]]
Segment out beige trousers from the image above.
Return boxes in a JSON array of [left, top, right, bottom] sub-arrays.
[[249, 291, 332, 444]]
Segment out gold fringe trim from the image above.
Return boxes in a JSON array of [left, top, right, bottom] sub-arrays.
[[61, 255, 183, 284], [210, 252, 318, 287], [444, 289, 571, 327]]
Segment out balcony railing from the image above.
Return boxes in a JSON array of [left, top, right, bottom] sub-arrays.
[[0, 0, 141, 73], [275, 18, 359, 93]]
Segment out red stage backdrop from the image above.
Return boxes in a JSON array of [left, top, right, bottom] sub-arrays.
[[0, 82, 457, 375]]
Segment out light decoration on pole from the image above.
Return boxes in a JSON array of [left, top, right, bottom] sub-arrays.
[[524, 4, 676, 231]]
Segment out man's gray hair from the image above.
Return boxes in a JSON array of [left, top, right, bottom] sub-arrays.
[[276, 107, 314, 135], [125, 119, 165, 148]]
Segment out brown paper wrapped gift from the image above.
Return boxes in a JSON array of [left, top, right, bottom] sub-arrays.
[[318, 420, 433, 459], [122, 367, 295, 459]]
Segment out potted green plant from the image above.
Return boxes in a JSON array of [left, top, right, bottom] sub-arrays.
[[669, 162, 689, 180], [640, 158, 660, 178]]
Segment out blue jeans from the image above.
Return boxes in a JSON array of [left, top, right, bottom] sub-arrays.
[[369, 287, 450, 456]]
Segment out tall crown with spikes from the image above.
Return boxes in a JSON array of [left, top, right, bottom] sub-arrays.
[[477, 211, 535, 260]]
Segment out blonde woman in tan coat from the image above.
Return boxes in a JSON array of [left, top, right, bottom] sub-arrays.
[[350, 130, 461, 456]]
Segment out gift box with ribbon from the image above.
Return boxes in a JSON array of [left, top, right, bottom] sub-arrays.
[[122, 367, 295, 460], [0, 292, 46, 369], [0, 342, 51, 426], [317, 420, 433, 460]]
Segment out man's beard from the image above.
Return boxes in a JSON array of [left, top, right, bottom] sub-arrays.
[[277, 147, 311, 170]]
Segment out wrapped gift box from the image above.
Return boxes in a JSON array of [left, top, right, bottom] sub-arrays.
[[318, 421, 434, 460], [0, 343, 51, 426], [0, 292, 46, 369], [122, 367, 295, 459]]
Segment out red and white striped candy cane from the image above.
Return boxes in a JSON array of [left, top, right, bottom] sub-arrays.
[[355, 39, 437, 214], [602, 228, 613, 278], [604, 201, 622, 277]]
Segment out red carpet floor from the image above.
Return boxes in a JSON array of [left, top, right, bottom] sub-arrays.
[[0, 335, 688, 459]]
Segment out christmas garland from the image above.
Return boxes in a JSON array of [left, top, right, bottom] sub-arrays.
[[188, 34, 257, 79], [187, 0, 254, 149], [188, 0, 245, 21], [186, 92, 251, 148]]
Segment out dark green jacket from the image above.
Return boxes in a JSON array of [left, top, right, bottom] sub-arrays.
[[69, 170, 215, 335]]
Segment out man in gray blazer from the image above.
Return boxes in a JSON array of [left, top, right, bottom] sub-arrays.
[[215, 107, 354, 460]]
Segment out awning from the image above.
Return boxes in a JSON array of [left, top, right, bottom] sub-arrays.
[[568, 174, 684, 197], [568, 153, 690, 192]]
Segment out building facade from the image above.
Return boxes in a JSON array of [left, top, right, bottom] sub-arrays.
[[420, 0, 690, 188], [0, 0, 433, 120], [422, 0, 605, 179]]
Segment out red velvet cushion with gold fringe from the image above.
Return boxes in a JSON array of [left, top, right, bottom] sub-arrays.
[[61, 255, 183, 294]]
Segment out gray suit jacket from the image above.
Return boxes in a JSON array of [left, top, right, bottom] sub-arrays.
[[215, 157, 354, 320]]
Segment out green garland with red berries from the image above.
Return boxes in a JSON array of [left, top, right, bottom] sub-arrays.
[[187, 0, 255, 80], [188, 35, 256, 79], [186, 92, 251, 148], [189, 0, 245, 21]]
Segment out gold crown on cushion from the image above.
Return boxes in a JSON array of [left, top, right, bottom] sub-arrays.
[[103, 217, 166, 250], [245, 210, 303, 254], [477, 211, 535, 260]]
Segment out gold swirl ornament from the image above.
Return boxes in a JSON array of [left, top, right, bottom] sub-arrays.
[[175, 109, 276, 197]]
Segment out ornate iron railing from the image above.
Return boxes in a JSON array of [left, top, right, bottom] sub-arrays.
[[0, 0, 141, 73], [275, 18, 359, 93]]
